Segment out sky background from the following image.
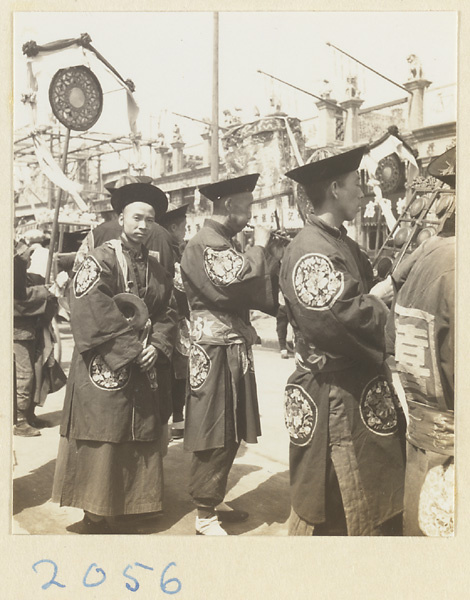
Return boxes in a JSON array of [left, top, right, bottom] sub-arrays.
[[14, 11, 457, 151]]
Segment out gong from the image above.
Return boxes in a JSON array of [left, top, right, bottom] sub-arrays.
[[375, 154, 404, 195], [49, 65, 103, 131]]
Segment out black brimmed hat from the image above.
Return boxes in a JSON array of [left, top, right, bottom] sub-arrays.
[[111, 183, 168, 220], [104, 174, 153, 193], [159, 203, 189, 226], [199, 173, 260, 202], [428, 146, 456, 187], [285, 146, 367, 186]]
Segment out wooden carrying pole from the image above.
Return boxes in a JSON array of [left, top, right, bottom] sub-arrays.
[[45, 127, 71, 284]]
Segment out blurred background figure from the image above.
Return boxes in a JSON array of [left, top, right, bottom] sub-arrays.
[[13, 237, 65, 436], [160, 202, 190, 440], [385, 146, 455, 536]]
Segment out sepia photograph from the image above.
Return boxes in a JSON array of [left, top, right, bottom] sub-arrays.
[[12, 8, 456, 549]]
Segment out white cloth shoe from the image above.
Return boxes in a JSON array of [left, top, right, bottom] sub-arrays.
[[195, 515, 228, 536]]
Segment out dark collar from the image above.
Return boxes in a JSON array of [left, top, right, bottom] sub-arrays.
[[120, 236, 147, 259], [307, 214, 347, 240], [203, 218, 236, 240]]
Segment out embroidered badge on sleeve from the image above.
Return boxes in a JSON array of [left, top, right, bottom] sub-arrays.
[[203, 247, 244, 286], [360, 376, 398, 436], [292, 253, 344, 310], [74, 255, 102, 298], [284, 384, 318, 446]]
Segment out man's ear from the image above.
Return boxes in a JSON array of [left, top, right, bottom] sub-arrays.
[[330, 180, 338, 200], [118, 212, 124, 227], [224, 197, 232, 213]]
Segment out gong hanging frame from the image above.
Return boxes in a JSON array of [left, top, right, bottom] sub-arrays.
[[49, 65, 103, 131]]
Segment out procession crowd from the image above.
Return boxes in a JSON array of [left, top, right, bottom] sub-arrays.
[[13, 145, 455, 537]]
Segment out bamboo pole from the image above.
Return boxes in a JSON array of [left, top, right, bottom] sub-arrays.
[[45, 128, 71, 284]]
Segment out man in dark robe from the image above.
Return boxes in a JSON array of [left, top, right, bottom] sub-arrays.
[[52, 183, 177, 534], [385, 147, 455, 536], [180, 174, 280, 535], [280, 147, 405, 535]]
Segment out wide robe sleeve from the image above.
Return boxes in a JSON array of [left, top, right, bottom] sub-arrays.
[[14, 285, 50, 317], [280, 238, 389, 366], [148, 288, 178, 362], [70, 247, 143, 371], [181, 233, 277, 315]]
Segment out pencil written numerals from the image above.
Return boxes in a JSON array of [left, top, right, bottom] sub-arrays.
[[32, 559, 182, 594]]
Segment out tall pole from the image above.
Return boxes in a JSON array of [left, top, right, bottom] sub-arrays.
[[326, 42, 412, 94], [211, 12, 219, 182], [45, 127, 71, 284]]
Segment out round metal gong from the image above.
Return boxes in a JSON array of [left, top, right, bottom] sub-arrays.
[[49, 65, 103, 131], [375, 154, 403, 195]]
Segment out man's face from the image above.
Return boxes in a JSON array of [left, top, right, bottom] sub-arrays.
[[335, 171, 364, 222], [170, 219, 187, 244], [119, 202, 155, 244], [226, 192, 254, 232]]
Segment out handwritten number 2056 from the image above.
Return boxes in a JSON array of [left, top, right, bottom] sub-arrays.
[[32, 559, 181, 594]]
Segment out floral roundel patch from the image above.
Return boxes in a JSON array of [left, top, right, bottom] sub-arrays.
[[89, 353, 130, 391], [74, 255, 101, 298], [292, 253, 344, 310], [284, 384, 318, 446], [418, 462, 454, 537], [360, 377, 398, 436], [203, 247, 244, 286], [189, 343, 211, 390]]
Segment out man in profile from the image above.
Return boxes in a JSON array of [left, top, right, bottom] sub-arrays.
[[181, 174, 281, 535], [280, 147, 404, 536]]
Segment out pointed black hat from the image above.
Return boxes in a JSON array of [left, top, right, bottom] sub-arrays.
[[285, 146, 367, 186], [428, 146, 456, 187], [199, 173, 260, 201], [159, 202, 190, 226]]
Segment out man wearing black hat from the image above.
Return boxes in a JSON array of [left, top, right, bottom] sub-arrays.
[[52, 183, 177, 534], [160, 203, 190, 439], [385, 147, 455, 536], [280, 147, 405, 536], [73, 175, 175, 278], [180, 173, 280, 535]]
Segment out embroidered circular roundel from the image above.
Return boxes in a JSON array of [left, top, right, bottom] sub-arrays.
[[418, 462, 454, 537], [89, 353, 130, 391], [292, 253, 344, 310], [360, 376, 398, 436], [203, 247, 244, 286], [74, 256, 101, 298], [189, 343, 211, 390], [284, 384, 318, 446]]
